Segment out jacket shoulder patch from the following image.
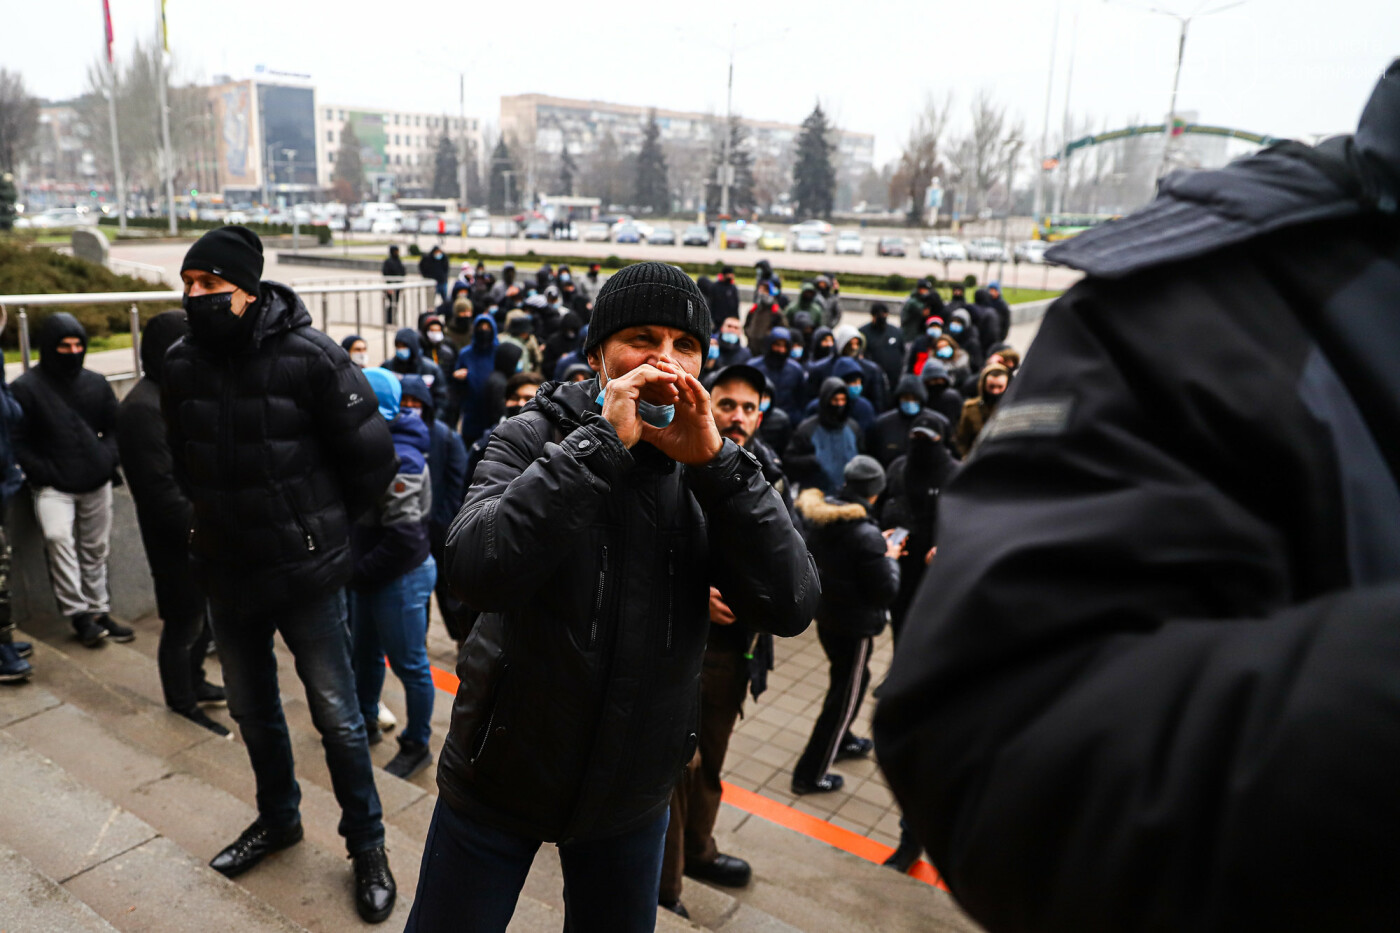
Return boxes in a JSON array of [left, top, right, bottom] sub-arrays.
[[977, 398, 1074, 446]]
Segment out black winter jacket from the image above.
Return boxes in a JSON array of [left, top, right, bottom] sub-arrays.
[[11, 313, 119, 493], [795, 488, 898, 637], [162, 281, 397, 611], [440, 377, 818, 843], [876, 61, 1400, 933]]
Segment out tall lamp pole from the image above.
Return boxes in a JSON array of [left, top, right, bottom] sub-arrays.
[[155, 0, 175, 234]]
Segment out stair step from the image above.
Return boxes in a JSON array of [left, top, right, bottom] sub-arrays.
[[0, 841, 120, 933], [0, 731, 306, 933]]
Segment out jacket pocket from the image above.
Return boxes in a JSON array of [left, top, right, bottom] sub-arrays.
[[470, 662, 509, 769], [588, 544, 608, 649], [279, 488, 317, 553], [662, 546, 676, 656]]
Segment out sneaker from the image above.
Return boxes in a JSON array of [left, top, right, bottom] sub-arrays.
[[176, 706, 232, 738], [791, 773, 845, 795], [195, 681, 227, 707], [12, 641, 33, 659], [836, 735, 874, 761], [383, 737, 432, 779], [376, 702, 397, 732], [351, 846, 396, 923], [72, 613, 107, 648], [93, 614, 134, 643], [0, 643, 32, 683]]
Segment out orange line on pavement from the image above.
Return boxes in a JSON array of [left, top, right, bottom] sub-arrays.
[[423, 661, 944, 891]]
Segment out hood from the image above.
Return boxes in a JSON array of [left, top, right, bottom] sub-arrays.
[[388, 406, 432, 457], [951, 308, 973, 327], [832, 357, 863, 382], [558, 311, 583, 338], [796, 487, 868, 526], [921, 359, 950, 383], [362, 367, 401, 421], [973, 288, 993, 306], [809, 326, 835, 360], [400, 374, 434, 413], [833, 324, 863, 355], [978, 363, 1011, 400], [1048, 59, 1400, 279], [139, 310, 188, 383], [894, 373, 928, 405], [560, 362, 595, 382], [393, 326, 422, 365], [469, 314, 499, 350], [768, 326, 792, 350], [494, 342, 524, 376], [251, 281, 313, 346], [818, 376, 850, 427], [340, 333, 364, 354], [37, 312, 88, 377]]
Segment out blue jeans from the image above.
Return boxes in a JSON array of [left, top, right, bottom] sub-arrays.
[[405, 800, 670, 933], [208, 589, 384, 855], [349, 557, 437, 746]]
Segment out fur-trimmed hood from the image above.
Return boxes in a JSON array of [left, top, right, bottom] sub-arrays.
[[796, 487, 869, 526]]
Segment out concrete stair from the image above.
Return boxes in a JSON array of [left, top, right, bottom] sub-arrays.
[[3, 612, 980, 932]]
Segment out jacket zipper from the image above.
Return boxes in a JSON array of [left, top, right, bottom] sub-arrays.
[[664, 548, 675, 652], [589, 546, 608, 648], [471, 663, 507, 763], [282, 489, 317, 552]]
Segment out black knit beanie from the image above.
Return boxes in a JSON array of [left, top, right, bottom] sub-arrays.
[[180, 225, 264, 296], [842, 454, 887, 500], [584, 261, 711, 351]]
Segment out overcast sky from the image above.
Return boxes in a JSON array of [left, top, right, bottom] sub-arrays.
[[9, 0, 1393, 164]]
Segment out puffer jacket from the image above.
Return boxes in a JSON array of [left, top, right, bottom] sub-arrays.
[[162, 281, 397, 611], [352, 409, 432, 588], [385, 327, 447, 412], [795, 487, 899, 637], [440, 377, 818, 843], [11, 313, 119, 493]]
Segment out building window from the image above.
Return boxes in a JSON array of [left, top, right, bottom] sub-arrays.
[[393, 114, 399, 125], [394, 134, 400, 145], [395, 154, 401, 165], [414, 115, 421, 127], [325, 108, 332, 120], [338, 110, 345, 120], [328, 151, 335, 163], [327, 130, 334, 142]]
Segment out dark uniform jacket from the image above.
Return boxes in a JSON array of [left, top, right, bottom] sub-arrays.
[[875, 60, 1400, 933], [795, 488, 899, 637], [440, 377, 818, 843]]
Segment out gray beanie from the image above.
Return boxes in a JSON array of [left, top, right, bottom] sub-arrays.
[[842, 454, 886, 499], [585, 261, 712, 351]]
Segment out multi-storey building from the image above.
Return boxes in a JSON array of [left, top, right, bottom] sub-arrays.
[[318, 106, 481, 199]]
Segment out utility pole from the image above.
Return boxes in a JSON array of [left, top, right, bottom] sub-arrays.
[[1158, 18, 1189, 180], [104, 48, 126, 233], [1031, 1, 1059, 228], [1053, 11, 1078, 216], [719, 25, 735, 218], [999, 136, 1022, 284], [155, 0, 176, 234], [459, 73, 468, 230]]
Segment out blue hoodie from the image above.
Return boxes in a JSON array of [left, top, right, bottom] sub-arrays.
[[802, 356, 876, 433], [0, 365, 23, 503], [759, 326, 808, 424], [385, 326, 446, 412], [352, 368, 432, 588], [455, 315, 500, 442], [400, 375, 468, 531]]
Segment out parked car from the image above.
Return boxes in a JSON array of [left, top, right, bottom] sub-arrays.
[[682, 224, 711, 246], [793, 231, 826, 254], [877, 236, 908, 257], [28, 207, 94, 228], [523, 219, 551, 239], [466, 218, 492, 238], [648, 227, 676, 246], [369, 217, 401, 234], [757, 229, 787, 251], [789, 219, 834, 236], [967, 237, 1010, 262], [614, 223, 643, 244], [920, 236, 967, 261], [834, 231, 863, 255], [491, 219, 520, 237], [583, 222, 612, 242], [1014, 239, 1054, 264], [723, 223, 756, 249]]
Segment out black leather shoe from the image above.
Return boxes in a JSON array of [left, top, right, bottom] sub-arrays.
[[659, 900, 689, 919], [791, 773, 844, 795], [209, 820, 303, 878], [93, 614, 134, 643], [883, 830, 922, 873], [195, 681, 227, 707], [836, 735, 874, 761], [684, 852, 751, 888], [352, 846, 396, 923], [72, 613, 106, 648]]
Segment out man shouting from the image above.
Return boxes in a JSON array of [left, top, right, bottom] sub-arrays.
[[410, 262, 819, 933]]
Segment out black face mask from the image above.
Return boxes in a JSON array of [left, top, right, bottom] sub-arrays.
[[184, 291, 249, 349], [985, 390, 1005, 407], [46, 348, 86, 379], [504, 403, 525, 418]]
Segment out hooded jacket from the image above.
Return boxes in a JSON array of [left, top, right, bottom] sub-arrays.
[[440, 376, 818, 843], [0, 360, 22, 503], [881, 428, 959, 615], [419, 321, 458, 372], [860, 312, 907, 389], [785, 377, 863, 494], [947, 309, 984, 371], [874, 60, 1400, 933], [787, 284, 826, 329], [919, 359, 967, 426], [351, 369, 432, 588], [161, 281, 397, 611], [973, 288, 1010, 346], [456, 315, 501, 442], [401, 375, 468, 533], [869, 375, 951, 467], [757, 327, 808, 423], [117, 311, 193, 569], [709, 276, 741, 328], [802, 357, 876, 434], [385, 326, 447, 412], [12, 312, 119, 493], [955, 363, 1010, 456], [541, 311, 584, 382], [795, 487, 899, 638], [418, 248, 450, 284], [900, 288, 944, 343], [804, 326, 836, 371]]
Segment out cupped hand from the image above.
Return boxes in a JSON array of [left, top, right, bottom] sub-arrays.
[[638, 357, 723, 466], [599, 363, 679, 449]]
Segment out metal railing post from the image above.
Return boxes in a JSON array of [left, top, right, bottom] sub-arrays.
[[322, 293, 329, 334], [355, 292, 362, 340], [18, 308, 30, 371], [379, 289, 389, 362], [129, 303, 142, 377]]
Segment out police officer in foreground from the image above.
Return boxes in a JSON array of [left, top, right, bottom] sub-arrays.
[[876, 60, 1400, 933], [409, 262, 818, 933]]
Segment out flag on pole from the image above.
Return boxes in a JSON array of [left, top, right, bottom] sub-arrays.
[[102, 0, 114, 63], [160, 0, 169, 52]]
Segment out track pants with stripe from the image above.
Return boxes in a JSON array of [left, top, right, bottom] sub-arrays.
[[795, 625, 872, 783]]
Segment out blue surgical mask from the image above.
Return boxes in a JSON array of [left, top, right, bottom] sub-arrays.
[[595, 360, 676, 427], [899, 400, 921, 416], [720, 332, 739, 345], [949, 323, 963, 335], [791, 346, 804, 360], [926, 326, 942, 339], [708, 344, 720, 361], [395, 347, 411, 360], [759, 399, 771, 413], [400, 407, 421, 419], [846, 383, 863, 398], [936, 346, 954, 360]]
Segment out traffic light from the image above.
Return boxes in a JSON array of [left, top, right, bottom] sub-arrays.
[[190, 188, 199, 197]]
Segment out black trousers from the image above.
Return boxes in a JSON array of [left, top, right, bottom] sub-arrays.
[[794, 625, 872, 782], [428, 522, 466, 641], [0, 520, 12, 643], [149, 552, 213, 712]]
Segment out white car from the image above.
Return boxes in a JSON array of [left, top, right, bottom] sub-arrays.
[[369, 217, 401, 234], [789, 219, 834, 236], [834, 231, 863, 255], [920, 236, 967, 261], [793, 232, 827, 254], [967, 237, 1010, 262], [29, 207, 94, 228], [583, 222, 612, 242], [1014, 240, 1053, 264], [466, 218, 492, 238]]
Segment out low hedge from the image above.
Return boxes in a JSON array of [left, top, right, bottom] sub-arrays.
[[98, 216, 333, 245]]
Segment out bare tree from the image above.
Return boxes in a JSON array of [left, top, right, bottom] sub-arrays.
[[0, 68, 40, 173], [889, 93, 953, 224], [964, 90, 1010, 215]]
